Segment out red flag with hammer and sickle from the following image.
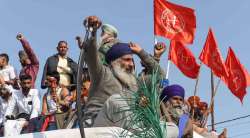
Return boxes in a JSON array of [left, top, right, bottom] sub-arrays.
[[169, 40, 200, 79], [199, 28, 228, 79], [224, 47, 249, 102], [154, 0, 196, 44]]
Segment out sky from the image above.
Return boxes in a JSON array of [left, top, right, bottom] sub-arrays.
[[0, 0, 250, 137]]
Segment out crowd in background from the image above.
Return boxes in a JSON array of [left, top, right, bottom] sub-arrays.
[[0, 16, 226, 138]]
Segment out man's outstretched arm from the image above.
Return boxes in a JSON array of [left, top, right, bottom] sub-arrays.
[[17, 33, 39, 66]]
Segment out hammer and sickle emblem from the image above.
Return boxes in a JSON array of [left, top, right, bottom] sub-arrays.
[[177, 48, 195, 70], [161, 8, 185, 34]]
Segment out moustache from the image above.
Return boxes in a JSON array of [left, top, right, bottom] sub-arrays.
[[173, 105, 182, 109]]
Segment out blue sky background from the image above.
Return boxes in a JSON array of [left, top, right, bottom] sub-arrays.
[[0, 0, 250, 137]]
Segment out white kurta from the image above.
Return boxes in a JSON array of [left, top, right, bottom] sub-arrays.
[[57, 56, 72, 87], [0, 65, 16, 81], [4, 89, 41, 137], [5, 89, 40, 119], [0, 85, 14, 124]]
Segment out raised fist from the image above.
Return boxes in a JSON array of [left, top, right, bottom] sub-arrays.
[[83, 16, 102, 32], [75, 36, 81, 41], [76, 36, 83, 49], [154, 42, 166, 58], [16, 33, 23, 40]]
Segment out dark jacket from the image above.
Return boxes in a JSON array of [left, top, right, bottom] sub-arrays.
[[41, 54, 78, 89]]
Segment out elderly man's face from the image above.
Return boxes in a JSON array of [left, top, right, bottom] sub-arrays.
[[119, 54, 134, 73], [57, 42, 68, 57], [100, 31, 115, 44], [111, 54, 137, 90], [168, 96, 184, 108]]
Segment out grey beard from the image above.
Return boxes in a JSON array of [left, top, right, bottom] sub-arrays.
[[111, 60, 138, 92], [169, 106, 184, 120]]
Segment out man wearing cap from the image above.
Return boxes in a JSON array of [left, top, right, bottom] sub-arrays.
[[82, 16, 164, 126], [41, 40, 78, 90], [98, 24, 119, 64], [77, 23, 119, 65], [17, 33, 39, 88], [160, 84, 193, 138]]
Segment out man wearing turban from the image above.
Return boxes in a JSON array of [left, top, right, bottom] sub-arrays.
[[98, 24, 120, 65], [187, 96, 201, 122], [82, 16, 165, 127], [160, 84, 193, 138]]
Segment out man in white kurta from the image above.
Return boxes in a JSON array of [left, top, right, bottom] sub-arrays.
[[0, 85, 13, 124], [4, 74, 40, 136], [0, 53, 16, 86]]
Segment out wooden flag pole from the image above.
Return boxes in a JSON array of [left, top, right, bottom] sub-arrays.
[[201, 79, 221, 128], [193, 62, 202, 96], [209, 79, 221, 110], [191, 62, 202, 119], [210, 70, 215, 131]]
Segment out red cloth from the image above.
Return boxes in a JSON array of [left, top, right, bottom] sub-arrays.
[[169, 40, 200, 79], [40, 116, 50, 131], [248, 73, 250, 86], [154, 0, 196, 44], [223, 47, 249, 102], [247, 71, 250, 86], [199, 28, 228, 78], [40, 115, 55, 131]]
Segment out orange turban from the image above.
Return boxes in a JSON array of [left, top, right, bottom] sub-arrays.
[[198, 101, 208, 110], [187, 96, 200, 105]]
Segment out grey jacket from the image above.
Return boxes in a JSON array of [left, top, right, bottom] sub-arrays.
[[84, 35, 165, 123]]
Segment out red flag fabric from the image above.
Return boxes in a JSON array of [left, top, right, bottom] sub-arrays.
[[154, 0, 196, 44], [169, 40, 200, 79], [224, 47, 249, 102], [248, 73, 250, 86], [199, 28, 228, 78]]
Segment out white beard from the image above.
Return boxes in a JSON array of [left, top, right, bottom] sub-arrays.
[[111, 59, 138, 91], [169, 106, 184, 119]]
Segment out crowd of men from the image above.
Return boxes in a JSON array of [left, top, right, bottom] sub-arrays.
[[0, 16, 227, 138]]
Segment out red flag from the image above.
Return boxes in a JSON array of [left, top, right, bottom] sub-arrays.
[[224, 47, 249, 102], [199, 28, 228, 78], [169, 40, 200, 79], [154, 0, 196, 44], [248, 73, 250, 86]]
